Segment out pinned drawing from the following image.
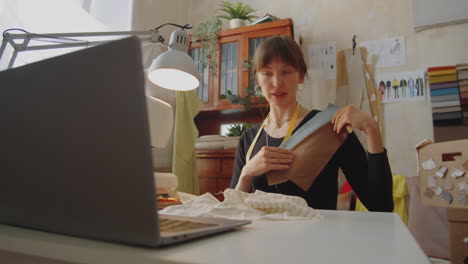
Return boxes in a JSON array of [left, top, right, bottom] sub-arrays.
[[375, 70, 426, 103], [308, 41, 336, 80], [360, 36, 406, 68]]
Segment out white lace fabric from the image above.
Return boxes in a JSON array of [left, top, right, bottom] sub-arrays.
[[160, 189, 322, 221]]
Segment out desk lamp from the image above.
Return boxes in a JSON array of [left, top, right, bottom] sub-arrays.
[[0, 23, 200, 91]]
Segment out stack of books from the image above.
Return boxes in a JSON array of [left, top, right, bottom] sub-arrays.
[[428, 65, 462, 126], [457, 64, 468, 125], [250, 13, 280, 25]]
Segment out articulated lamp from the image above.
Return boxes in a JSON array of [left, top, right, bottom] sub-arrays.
[[0, 23, 200, 91], [0, 24, 201, 196], [147, 29, 200, 91]]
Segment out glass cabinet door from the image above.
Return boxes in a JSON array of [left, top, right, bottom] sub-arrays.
[[219, 41, 238, 97], [189, 47, 209, 103], [247, 36, 269, 91], [190, 19, 293, 110]]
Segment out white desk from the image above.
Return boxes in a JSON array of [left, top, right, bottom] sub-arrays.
[[0, 210, 430, 264]]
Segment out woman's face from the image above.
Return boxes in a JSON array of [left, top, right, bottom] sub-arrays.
[[256, 58, 304, 108]]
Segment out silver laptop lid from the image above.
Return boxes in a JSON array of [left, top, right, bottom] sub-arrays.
[[0, 37, 160, 247]]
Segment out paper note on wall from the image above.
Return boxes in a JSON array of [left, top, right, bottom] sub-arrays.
[[360, 36, 406, 68], [309, 41, 336, 80]]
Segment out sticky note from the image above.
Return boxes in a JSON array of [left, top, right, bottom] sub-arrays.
[[424, 188, 435, 198], [458, 182, 468, 191], [442, 192, 453, 204], [422, 159, 436, 170], [435, 167, 447, 178], [450, 169, 465, 178]]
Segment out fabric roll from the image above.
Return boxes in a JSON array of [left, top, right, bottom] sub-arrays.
[[458, 70, 468, 80], [428, 65, 456, 71], [430, 81, 459, 90], [432, 111, 463, 120], [431, 100, 460, 108], [428, 65, 463, 126], [430, 87, 460, 96], [428, 69, 457, 76], [428, 74, 458, 84], [432, 106, 461, 114], [434, 119, 463, 126], [430, 94, 460, 102]]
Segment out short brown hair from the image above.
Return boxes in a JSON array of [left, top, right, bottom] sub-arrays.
[[253, 35, 307, 79]]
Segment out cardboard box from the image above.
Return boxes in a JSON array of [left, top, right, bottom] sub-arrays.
[[417, 139, 468, 208], [417, 139, 468, 263], [447, 208, 468, 264]]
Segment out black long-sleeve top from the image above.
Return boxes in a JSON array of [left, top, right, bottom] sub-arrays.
[[230, 110, 394, 212]]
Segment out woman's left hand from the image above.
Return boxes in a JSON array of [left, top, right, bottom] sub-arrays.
[[331, 105, 378, 135], [332, 105, 384, 154]]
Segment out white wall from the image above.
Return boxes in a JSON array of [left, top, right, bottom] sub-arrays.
[[133, 0, 468, 178], [132, 0, 191, 41]]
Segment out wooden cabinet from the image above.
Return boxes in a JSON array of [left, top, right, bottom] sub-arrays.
[[196, 149, 235, 201], [190, 19, 294, 136]]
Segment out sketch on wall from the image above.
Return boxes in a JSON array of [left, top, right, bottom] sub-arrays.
[[360, 36, 406, 68], [308, 41, 336, 80], [375, 70, 426, 103]]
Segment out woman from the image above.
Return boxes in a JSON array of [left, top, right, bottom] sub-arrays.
[[230, 36, 393, 212]]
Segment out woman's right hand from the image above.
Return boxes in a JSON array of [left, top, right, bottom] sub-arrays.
[[236, 146, 293, 191]]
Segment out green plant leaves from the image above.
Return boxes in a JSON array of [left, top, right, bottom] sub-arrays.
[[226, 123, 246, 137], [192, 17, 222, 72], [217, 1, 257, 22]]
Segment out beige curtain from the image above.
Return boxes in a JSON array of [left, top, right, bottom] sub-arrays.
[[172, 91, 203, 194]]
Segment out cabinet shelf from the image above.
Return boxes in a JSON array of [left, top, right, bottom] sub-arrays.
[[217, 18, 293, 38], [190, 18, 293, 136]]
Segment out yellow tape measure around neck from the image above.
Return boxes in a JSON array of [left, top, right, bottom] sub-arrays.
[[246, 103, 301, 163]]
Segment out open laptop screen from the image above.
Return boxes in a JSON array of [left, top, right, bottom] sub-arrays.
[[0, 37, 160, 246]]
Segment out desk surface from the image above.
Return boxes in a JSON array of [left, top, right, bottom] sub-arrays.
[[0, 210, 430, 264]]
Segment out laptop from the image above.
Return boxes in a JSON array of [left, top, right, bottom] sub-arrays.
[[0, 36, 250, 247]]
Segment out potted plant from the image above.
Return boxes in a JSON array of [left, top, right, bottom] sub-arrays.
[[226, 123, 247, 137], [217, 1, 257, 28], [221, 85, 266, 108], [192, 17, 223, 72], [220, 56, 266, 119]]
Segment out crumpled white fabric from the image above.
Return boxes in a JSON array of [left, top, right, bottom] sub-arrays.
[[159, 189, 322, 221]]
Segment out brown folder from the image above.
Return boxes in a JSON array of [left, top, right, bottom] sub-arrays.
[[266, 122, 348, 192]]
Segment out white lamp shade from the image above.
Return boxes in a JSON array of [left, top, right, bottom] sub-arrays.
[[147, 49, 200, 91]]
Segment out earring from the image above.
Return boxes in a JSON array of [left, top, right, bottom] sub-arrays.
[[297, 83, 305, 91], [255, 85, 262, 94]]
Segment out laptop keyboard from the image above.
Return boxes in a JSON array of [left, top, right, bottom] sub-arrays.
[[159, 218, 217, 233]]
